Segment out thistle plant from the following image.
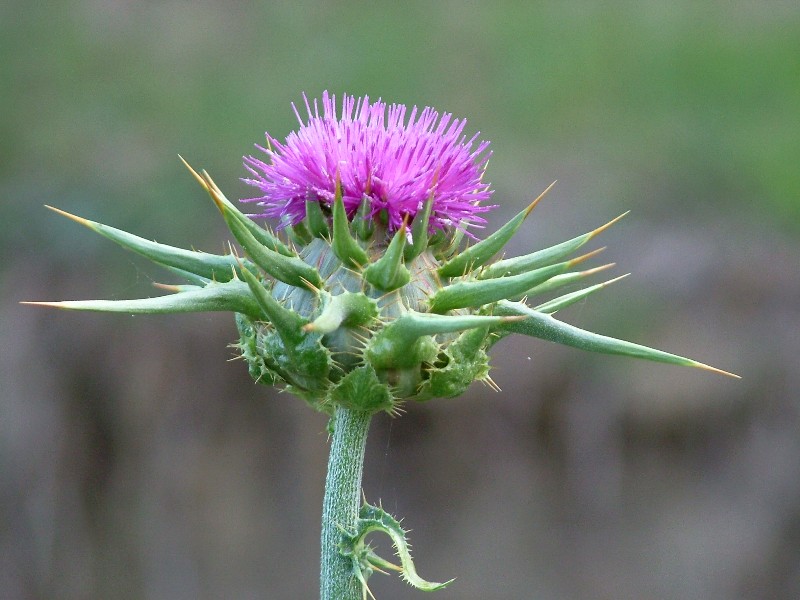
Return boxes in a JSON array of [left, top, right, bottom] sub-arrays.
[[26, 92, 737, 600]]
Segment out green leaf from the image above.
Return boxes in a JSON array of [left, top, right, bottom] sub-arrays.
[[363, 221, 411, 291], [305, 198, 330, 238], [181, 157, 295, 257], [331, 180, 369, 268], [239, 266, 307, 338], [366, 312, 519, 371], [533, 274, 629, 314], [328, 365, 394, 413], [437, 224, 466, 261], [342, 502, 453, 595], [512, 263, 615, 301], [429, 256, 588, 313], [161, 266, 212, 286], [421, 327, 491, 399], [214, 196, 323, 289], [404, 195, 433, 261], [304, 290, 378, 334], [493, 300, 739, 377], [240, 267, 333, 395], [23, 280, 263, 320], [438, 181, 554, 277], [352, 196, 375, 241], [287, 220, 313, 245], [480, 212, 627, 279], [46, 206, 251, 283]]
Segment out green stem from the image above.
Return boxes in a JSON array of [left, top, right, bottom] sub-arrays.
[[320, 406, 372, 600]]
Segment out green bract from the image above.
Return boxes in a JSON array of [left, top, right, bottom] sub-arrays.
[[27, 160, 737, 418]]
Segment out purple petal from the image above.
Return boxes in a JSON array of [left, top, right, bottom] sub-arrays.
[[241, 92, 493, 233]]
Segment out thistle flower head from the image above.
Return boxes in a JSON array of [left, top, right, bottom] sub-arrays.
[[241, 92, 493, 234], [27, 95, 737, 414]]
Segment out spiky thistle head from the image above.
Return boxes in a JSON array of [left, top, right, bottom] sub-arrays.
[[241, 91, 493, 234], [24, 92, 737, 417]]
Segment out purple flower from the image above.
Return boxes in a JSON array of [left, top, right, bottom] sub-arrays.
[[241, 92, 493, 233]]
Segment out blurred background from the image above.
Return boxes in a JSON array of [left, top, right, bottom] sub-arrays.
[[2, 2, 798, 598]]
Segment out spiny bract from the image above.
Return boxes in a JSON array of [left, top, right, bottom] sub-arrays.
[[27, 93, 735, 418]]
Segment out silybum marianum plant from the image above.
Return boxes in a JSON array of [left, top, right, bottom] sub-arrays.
[[27, 92, 737, 600]]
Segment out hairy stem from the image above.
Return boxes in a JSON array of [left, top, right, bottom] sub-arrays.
[[320, 406, 372, 600]]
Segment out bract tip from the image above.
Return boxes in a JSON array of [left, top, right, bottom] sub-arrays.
[[20, 301, 61, 308], [580, 262, 616, 276], [178, 155, 209, 191], [525, 180, 557, 217], [152, 282, 182, 292], [568, 246, 606, 267], [45, 205, 92, 228], [589, 211, 630, 239], [691, 362, 741, 379], [601, 272, 630, 286], [299, 276, 321, 293]]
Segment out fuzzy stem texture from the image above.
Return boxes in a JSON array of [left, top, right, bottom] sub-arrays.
[[320, 406, 372, 600]]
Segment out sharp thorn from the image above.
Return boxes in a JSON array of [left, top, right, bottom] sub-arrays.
[[300, 276, 321, 294], [20, 301, 61, 308], [482, 375, 502, 392], [525, 180, 557, 217], [599, 273, 630, 286], [580, 262, 616, 276], [691, 361, 741, 379], [178, 155, 209, 191], [45, 205, 92, 227], [588, 211, 630, 239], [568, 246, 606, 267], [152, 282, 182, 292]]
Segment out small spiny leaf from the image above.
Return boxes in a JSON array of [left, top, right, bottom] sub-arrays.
[[480, 211, 627, 279], [363, 219, 412, 291], [331, 177, 369, 268], [438, 181, 554, 277]]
